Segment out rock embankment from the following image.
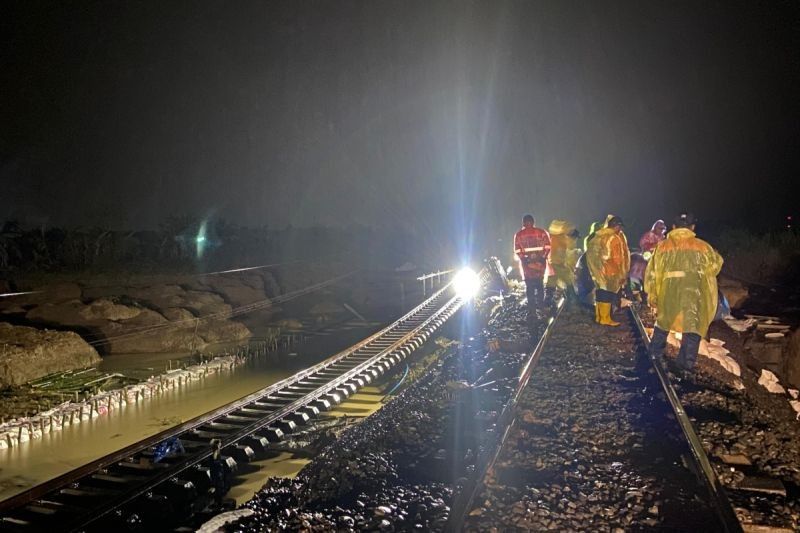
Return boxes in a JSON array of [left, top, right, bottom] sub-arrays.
[[0, 272, 278, 354], [0, 323, 100, 387]]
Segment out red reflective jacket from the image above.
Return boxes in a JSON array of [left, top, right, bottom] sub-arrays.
[[514, 226, 551, 280], [639, 230, 664, 253]]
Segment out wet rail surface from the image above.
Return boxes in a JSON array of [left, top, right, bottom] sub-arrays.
[[0, 282, 465, 532], [455, 306, 742, 532]]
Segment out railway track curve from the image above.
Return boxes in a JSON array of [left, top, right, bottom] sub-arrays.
[[0, 277, 467, 532]]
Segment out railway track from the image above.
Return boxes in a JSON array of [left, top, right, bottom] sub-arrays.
[[0, 279, 466, 532], [452, 303, 745, 532]]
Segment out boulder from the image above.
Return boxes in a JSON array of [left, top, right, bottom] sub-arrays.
[[718, 277, 748, 310], [0, 322, 100, 386], [118, 284, 232, 317], [199, 276, 267, 307], [199, 320, 252, 344], [163, 307, 197, 322], [103, 326, 205, 354], [182, 291, 232, 317], [26, 300, 93, 327], [78, 298, 141, 321], [22, 293, 247, 354]]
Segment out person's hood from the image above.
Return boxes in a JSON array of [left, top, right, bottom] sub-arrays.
[[548, 220, 575, 236]]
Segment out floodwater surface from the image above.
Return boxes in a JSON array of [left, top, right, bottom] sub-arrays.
[[0, 323, 378, 503]]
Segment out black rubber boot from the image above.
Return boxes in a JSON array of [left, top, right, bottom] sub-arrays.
[[649, 326, 669, 362], [677, 333, 701, 370]]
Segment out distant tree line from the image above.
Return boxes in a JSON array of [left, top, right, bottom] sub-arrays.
[[0, 216, 448, 276]]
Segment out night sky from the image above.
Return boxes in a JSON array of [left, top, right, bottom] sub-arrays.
[[2, 1, 797, 256]]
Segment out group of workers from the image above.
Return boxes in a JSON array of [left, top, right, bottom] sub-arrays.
[[514, 212, 723, 371]]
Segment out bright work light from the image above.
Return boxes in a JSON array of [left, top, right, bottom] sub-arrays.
[[453, 268, 481, 300]]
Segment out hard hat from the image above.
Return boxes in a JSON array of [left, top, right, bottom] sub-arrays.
[[673, 213, 695, 227]]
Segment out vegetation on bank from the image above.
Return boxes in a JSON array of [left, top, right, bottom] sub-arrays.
[[715, 228, 800, 286]]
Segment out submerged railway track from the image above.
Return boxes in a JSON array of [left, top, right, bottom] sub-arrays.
[[0, 279, 466, 532]]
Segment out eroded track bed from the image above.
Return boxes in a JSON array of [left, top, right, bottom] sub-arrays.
[[222, 296, 547, 531], [466, 309, 724, 531]]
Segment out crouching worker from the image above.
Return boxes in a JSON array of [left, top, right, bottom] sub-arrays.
[[586, 215, 630, 326], [644, 213, 723, 371]]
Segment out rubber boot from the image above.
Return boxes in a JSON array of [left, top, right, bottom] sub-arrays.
[[594, 303, 601, 323], [649, 326, 668, 361], [677, 332, 701, 370], [598, 302, 620, 327]]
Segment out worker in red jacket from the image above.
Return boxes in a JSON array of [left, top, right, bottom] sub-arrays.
[[514, 214, 551, 318], [639, 219, 667, 255]]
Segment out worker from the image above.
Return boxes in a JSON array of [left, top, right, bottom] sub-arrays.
[[644, 213, 723, 371], [583, 220, 604, 252], [546, 220, 580, 307], [639, 219, 667, 255], [586, 215, 630, 326], [514, 214, 551, 318]]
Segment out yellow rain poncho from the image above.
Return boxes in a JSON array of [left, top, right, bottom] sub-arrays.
[[586, 225, 630, 293], [547, 220, 580, 288], [644, 228, 723, 336]]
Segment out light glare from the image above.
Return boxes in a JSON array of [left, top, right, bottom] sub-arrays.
[[453, 268, 481, 300]]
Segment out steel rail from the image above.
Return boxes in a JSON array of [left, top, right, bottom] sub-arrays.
[[0, 280, 464, 531], [78, 293, 464, 530], [446, 298, 565, 532], [628, 306, 743, 533]]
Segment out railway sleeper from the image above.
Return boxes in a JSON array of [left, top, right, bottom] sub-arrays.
[[112, 461, 173, 476], [253, 427, 284, 443], [83, 473, 139, 490], [183, 428, 230, 441], [252, 397, 291, 407], [221, 413, 264, 424], [57, 485, 121, 506], [284, 411, 311, 426], [297, 404, 321, 417], [348, 376, 366, 388], [200, 421, 245, 432], [286, 382, 321, 391], [322, 391, 343, 406], [273, 419, 297, 434], [185, 465, 213, 494], [241, 435, 271, 456], [224, 444, 256, 464], [309, 398, 332, 412], [152, 477, 198, 518]]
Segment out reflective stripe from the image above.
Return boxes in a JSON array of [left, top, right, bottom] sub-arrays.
[[664, 271, 686, 278], [523, 246, 547, 252]]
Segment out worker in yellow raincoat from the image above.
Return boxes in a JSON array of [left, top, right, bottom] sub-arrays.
[[644, 213, 723, 370], [586, 215, 630, 326], [546, 220, 581, 307]]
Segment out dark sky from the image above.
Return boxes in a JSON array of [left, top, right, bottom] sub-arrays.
[[2, 0, 798, 254]]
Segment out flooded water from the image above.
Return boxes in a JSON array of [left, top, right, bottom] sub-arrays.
[[0, 322, 379, 503]]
